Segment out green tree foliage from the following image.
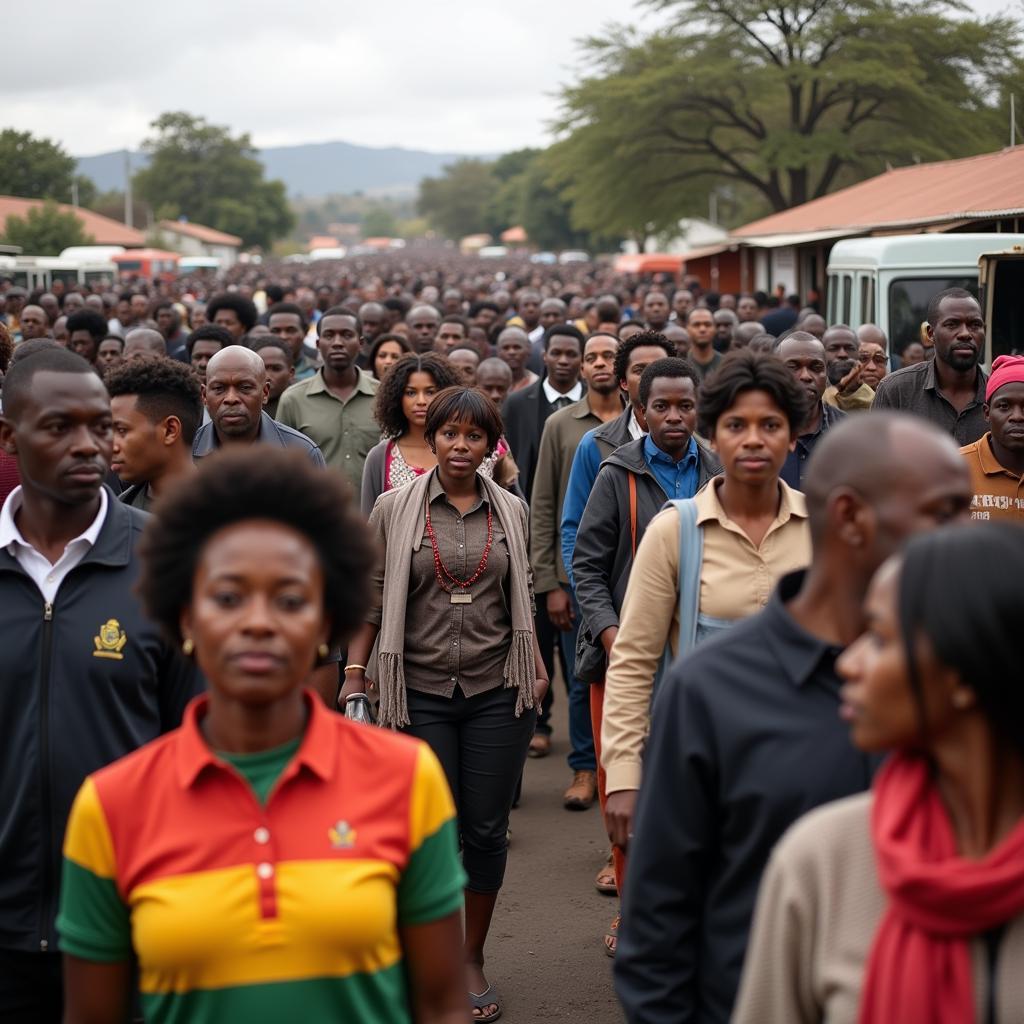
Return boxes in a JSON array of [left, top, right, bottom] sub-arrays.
[[417, 159, 499, 240], [0, 129, 89, 203], [134, 112, 294, 248], [549, 0, 1024, 233], [2, 200, 93, 255], [361, 206, 399, 237]]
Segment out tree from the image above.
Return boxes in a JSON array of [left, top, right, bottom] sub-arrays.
[[417, 159, 499, 239], [0, 129, 91, 203], [551, 0, 1023, 231], [133, 112, 294, 248], [2, 201, 93, 255], [361, 206, 399, 237]]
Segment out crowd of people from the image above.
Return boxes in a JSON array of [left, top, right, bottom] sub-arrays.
[[0, 250, 1022, 1024]]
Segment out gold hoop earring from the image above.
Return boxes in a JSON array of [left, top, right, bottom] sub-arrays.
[[318, 643, 330, 660], [182, 638, 195, 657]]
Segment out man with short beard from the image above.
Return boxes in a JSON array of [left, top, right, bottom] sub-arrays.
[[822, 324, 875, 411]]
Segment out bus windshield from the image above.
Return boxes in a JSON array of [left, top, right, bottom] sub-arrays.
[[888, 276, 977, 354]]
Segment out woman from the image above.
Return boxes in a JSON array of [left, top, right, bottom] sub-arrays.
[[600, 349, 812, 951], [370, 331, 413, 380], [361, 354, 515, 517], [56, 449, 469, 1024], [734, 523, 1024, 1024], [344, 387, 549, 1022]]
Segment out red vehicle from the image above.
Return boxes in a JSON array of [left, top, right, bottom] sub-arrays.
[[112, 249, 180, 282]]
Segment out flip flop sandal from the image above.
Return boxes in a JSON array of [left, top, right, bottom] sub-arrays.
[[469, 985, 502, 1022], [604, 913, 620, 958], [595, 855, 617, 895]]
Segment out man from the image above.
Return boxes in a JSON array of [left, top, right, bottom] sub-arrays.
[[822, 323, 875, 411], [712, 309, 737, 352], [960, 355, 1024, 522], [268, 302, 318, 380], [510, 289, 542, 341], [2, 287, 27, 338], [527, 298, 569, 373], [797, 311, 827, 340], [18, 304, 49, 341], [477, 357, 514, 405], [275, 306, 379, 497], [96, 336, 124, 373], [685, 307, 722, 381], [642, 291, 670, 332], [406, 304, 441, 353], [358, 301, 388, 363], [52, 317, 70, 347], [614, 414, 973, 1024], [503, 323, 586, 502], [441, 288, 463, 316], [185, 324, 231, 385], [671, 290, 693, 323], [106, 356, 201, 510], [206, 293, 258, 344], [759, 293, 800, 336], [433, 315, 470, 356], [448, 347, 480, 386], [736, 294, 759, 323], [873, 288, 989, 445], [529, 332, 623, 799], [65, 309, 108, 365], [855, 324, 890, 392], [108, 292, 133, 337], [497, 326, 539, 393], [251, 336, 295, 419], [129, 293, 150, 325], [734, 321, 762, 348], [153, 301, 189, 362], [38, 293, 59, 325], [123, 327, 167, 362], [776, 332, 846, 489], [61, 293, 85, 315], [0, 349, 200, 1020]]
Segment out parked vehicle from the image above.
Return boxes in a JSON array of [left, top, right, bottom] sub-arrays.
[[112, 249, 180, 282]]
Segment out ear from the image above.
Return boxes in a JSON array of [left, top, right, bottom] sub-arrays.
[[179, 605, 193, 647], [262, 379, 270, 404], [983, 401, 991, 424], [831, 489, 869, 549], [0, 417, 15, 457], [162, 415, 182, 447], [925, 322, 935, 346], [201, 383, 207, 405]]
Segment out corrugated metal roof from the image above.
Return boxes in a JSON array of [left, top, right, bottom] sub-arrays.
[[0, 195, 145, 247], [732, 147, 1024, 238]]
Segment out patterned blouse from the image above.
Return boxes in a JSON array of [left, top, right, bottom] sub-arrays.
[[384, 438, 506, 493]]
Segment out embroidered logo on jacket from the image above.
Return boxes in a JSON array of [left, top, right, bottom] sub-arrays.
[[93, 619, 127, 660], [328, 821, 356, 849]]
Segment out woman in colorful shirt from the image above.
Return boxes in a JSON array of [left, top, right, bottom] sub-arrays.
[[57, 449, 469, 1024]]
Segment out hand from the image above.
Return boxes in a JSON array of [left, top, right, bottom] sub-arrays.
[[546, 588, 575, 631], [599, 626, 619, 658], [605, 790, 639, 850], [338, 672, 368, 709], [837, 360, 862, 396], [533, 676, 550, 708]]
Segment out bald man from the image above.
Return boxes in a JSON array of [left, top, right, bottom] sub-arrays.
[[18, 305, 50, 341], [615, 413, 973, 1024], [123, 327, 167, 362], [192, 346, 325, 466]]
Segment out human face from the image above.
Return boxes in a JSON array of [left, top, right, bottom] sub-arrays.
[[737, 296, 759, 322], [477, 366, 511, 406], [673, 291, 693, 320], [901, 342, 926, 366], [402, 371, 441, 432], [517, 295, 540, 329], [62, 293, 85, 315], [407, 310, 440, 353], [687, 310, 715, 349], [19, 306, 48, 340], [713, 312, 735, 347], [581, 335, 618, 396], [543, 336, 582, 391], [53, 317, 69, 346], [474, 307, 498, 331], [317, 314, 361, 374], [497, 334, 528, 373], [156, 306, 178, 337], [97, 339, 123, 371], [823, 328, 858, 369], [190, 340, 222, 383], [0, 370, 112, 506], [838, 559, 963, 753], [183, 520, 327, 706], [712, 389, 794, 485], [432, 417, 490, 482], [434, 321, 466, 355], [858, 342, 889, 390], [373, 341, 405, 379], [204, 357, 268, 441], [259, 348, 294, 401], [622, 344, 671, 407], [643, 292, 669, 329], [448, 350, 479, 386], [213, 308, 246, 342], [130, 295, 150, 323], [360, 310, 386, 343], [116, 299, 132, 326], [69, 330, 100, 363], [109, 394, 170, 485], [191, 304, 208, 329], [928, 296, 984, 372], [986, 382, 1024, 456], [540, 301, 566, 331], [269, 312, 306, 360], [777, 337, 827, 409], [644, 377, 697, 459]]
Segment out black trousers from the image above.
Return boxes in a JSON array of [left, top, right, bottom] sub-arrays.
[[0, 949, 62, 1024], [403, 685, 535, 893]]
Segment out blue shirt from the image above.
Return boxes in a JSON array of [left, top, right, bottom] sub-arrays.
[[560, 429, 610, 589], [643, 434, 699, 500]]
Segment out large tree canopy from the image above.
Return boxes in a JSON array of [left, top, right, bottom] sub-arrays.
[[548, 0, 1023, 235], [134, 112, 294, 248], [2, 201, 93, 255], [0, 129, 96, 207]]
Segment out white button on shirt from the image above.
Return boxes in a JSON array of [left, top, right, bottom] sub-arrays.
[[0, 487, 108, 604]]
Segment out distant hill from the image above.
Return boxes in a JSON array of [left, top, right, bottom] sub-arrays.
[[76, 140, 489, 199]]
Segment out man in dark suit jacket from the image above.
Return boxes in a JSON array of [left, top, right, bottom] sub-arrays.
[[502, 324, 586, 502]]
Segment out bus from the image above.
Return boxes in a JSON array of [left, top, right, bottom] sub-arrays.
[[111, 249, 180, 281]]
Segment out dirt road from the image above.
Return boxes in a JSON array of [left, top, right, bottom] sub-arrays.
[[484, 702, 625, 1023]]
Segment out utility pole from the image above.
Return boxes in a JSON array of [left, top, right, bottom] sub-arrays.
[[71, 179, 79, 207], [124, 149, 133, 228], [1012, 94, 1017, 148]]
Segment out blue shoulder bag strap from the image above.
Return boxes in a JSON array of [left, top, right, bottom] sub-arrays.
[[667, 498, 703, 662]]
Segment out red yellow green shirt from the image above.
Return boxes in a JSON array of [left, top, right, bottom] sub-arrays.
[[57, 692, 465, 1024]]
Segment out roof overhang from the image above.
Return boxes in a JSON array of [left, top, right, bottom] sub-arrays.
[[729, 228, 856, 248]]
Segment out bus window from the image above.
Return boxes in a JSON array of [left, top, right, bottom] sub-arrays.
[[860, 276, 875, 323], [842, 274, 852, 323], [888, 277, 977, 354]]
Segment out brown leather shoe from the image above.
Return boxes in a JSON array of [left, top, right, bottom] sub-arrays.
[[564, 769, 597, 810], [528, 733, 551, 758]]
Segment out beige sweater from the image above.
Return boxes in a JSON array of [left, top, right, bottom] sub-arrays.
[[733, 791, 1024, 1024]]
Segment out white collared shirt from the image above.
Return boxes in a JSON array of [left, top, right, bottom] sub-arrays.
[[0, 486, 108, 603], [627, 409, 646, 441], [542, 379, 584, 407]]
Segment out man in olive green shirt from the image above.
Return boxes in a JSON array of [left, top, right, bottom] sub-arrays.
[[276, 307, 380, 500]]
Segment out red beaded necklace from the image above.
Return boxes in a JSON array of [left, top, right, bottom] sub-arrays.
[[425, 499, 494, 604]]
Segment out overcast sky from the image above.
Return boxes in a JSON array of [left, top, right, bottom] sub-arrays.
[[3, 0, 1018, 157]]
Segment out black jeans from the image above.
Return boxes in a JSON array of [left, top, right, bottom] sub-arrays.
[[0, 949, 62, 1024], [404, 685, 536, 893]]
